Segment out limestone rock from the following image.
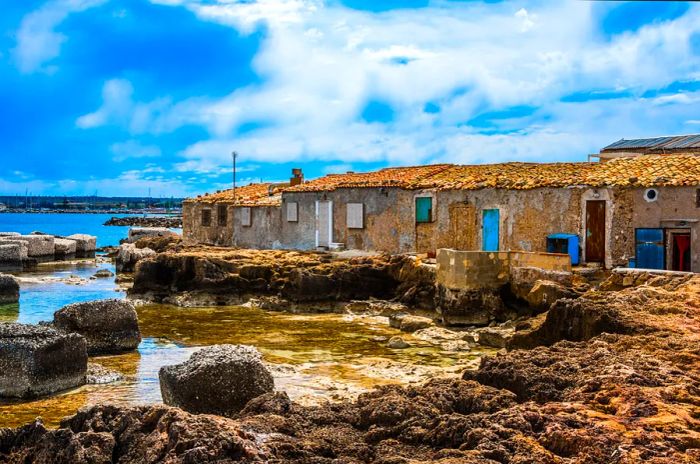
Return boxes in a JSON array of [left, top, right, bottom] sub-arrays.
[[127, 227, 177, 243], [66, 234, 97, 257], [0, 235, 54, 258], [53, 299, 141, 355], [0, 273, 20, 304], [54, 238, 77, 259], [525, 279, 578, 311], [116, 243, 156, 273], [159, 344, 274, 417], [399, 315, 435, 333], [387, 336, 410, 349], [435, 285, 506, 326], [93, 269, 114, 279], [476, 327, 514, 348], [0, 323, 87, 398]]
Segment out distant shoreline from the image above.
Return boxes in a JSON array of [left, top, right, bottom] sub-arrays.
[[0, 210, 181, 216]]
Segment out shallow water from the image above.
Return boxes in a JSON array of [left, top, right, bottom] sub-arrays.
[[0, 260, 485, 428]]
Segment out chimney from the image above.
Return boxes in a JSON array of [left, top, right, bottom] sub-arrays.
[[290, 168, 304, 186]]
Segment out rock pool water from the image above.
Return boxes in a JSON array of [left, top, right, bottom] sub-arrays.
[[0, 259, 486, 428]]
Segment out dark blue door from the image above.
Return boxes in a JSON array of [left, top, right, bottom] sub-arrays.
[[482, 209, 500, 251], [635, 228, 664, 269]]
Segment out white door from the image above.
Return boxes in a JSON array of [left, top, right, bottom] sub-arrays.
[[316, 200, 332, 248]]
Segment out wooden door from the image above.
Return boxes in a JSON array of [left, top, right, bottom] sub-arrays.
[[482, 209, 500, 251], [448, 203, 476, 250], [585, 201, 606, 263]]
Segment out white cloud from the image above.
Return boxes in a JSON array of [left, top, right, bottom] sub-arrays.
[[81, 0, 700, 177], [110, 140, 162, 162], [14, 0, 107, 74]]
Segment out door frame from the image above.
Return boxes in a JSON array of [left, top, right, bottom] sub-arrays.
[[315, 200, 333, 248], [581, 189, 611, 267], [481, 208, 500, 251]]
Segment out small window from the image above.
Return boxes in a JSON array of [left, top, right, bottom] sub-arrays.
[[416, 197, 433, 223], [287, 202, 298, 222], [217, 205, 227, 226], [241, 207, 252, 227], [347, 203, 364, 229], [201, 209, 212, 227], [696, 189, 700, 208]]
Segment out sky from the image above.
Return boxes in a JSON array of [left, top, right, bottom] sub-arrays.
[[1, 0, 700, 197]]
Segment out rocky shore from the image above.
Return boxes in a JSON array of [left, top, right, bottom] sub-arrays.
[[104, 216, 182, 228], [126, 242, 435, 311], [1, 271, 697, 463]]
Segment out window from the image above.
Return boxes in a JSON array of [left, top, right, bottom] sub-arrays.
[[696, 189, 700, 208], [217, 205, 227, 226], [201, 209, 212, 227], [287, 202, 298, 222], [415, 197, 433, 223], [241, 207, 252, 227], [347, 203, 364, 229]]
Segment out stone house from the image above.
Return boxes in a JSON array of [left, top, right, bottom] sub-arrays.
[[183, 154, 700, 272]]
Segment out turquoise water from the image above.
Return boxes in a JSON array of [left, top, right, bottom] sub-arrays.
[[0, 213, 180, 247], [5, 261, 123, 325]]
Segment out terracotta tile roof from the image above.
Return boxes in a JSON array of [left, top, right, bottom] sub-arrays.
[[186, 155, 700, 204], [284, 164, 453, 192], [416, 155, 700, 190], [184, 183, 287, 206]]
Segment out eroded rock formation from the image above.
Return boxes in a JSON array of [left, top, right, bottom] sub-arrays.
[[2, 272, 697, 463]]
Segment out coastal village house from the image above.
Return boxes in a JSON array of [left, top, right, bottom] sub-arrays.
[[183, 138, 700, 273]]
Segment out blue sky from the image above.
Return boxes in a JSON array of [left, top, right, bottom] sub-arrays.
[[1, 0, 700, 197]]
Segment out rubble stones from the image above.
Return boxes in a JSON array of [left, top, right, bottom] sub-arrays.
[[0, 323, 87, 398], [159, 344, 274, 417], [53, 299, 141, 355]]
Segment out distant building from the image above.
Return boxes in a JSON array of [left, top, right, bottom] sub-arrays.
[[184, 155, 700, 272], [596, 134, 700, 161]]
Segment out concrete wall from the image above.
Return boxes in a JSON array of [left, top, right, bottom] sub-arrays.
[[436, 248, 572, 291]]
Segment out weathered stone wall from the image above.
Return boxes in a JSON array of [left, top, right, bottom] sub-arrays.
[[183, 202, 282, 249], [432, 188, 583, 255]]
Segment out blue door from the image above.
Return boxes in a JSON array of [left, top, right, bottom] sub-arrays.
[[482, 209, 500, 251], [635, 228, 664, 269]]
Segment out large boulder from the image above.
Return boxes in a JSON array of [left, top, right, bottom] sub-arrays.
[[66, 234, 97, 257], [127, 227, 178, 243], [0, 244, 25, 270], [159, 344, 274, 417], [53, 299, 141, 355], [0, 235, 54, 258], [435, 285, 509, 326], [525, 279, 578, 311], [0, 273, 19, 305], [54, 238, 77, 259], [0, 323, 87, 398], [116, 243, 156, 273]]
